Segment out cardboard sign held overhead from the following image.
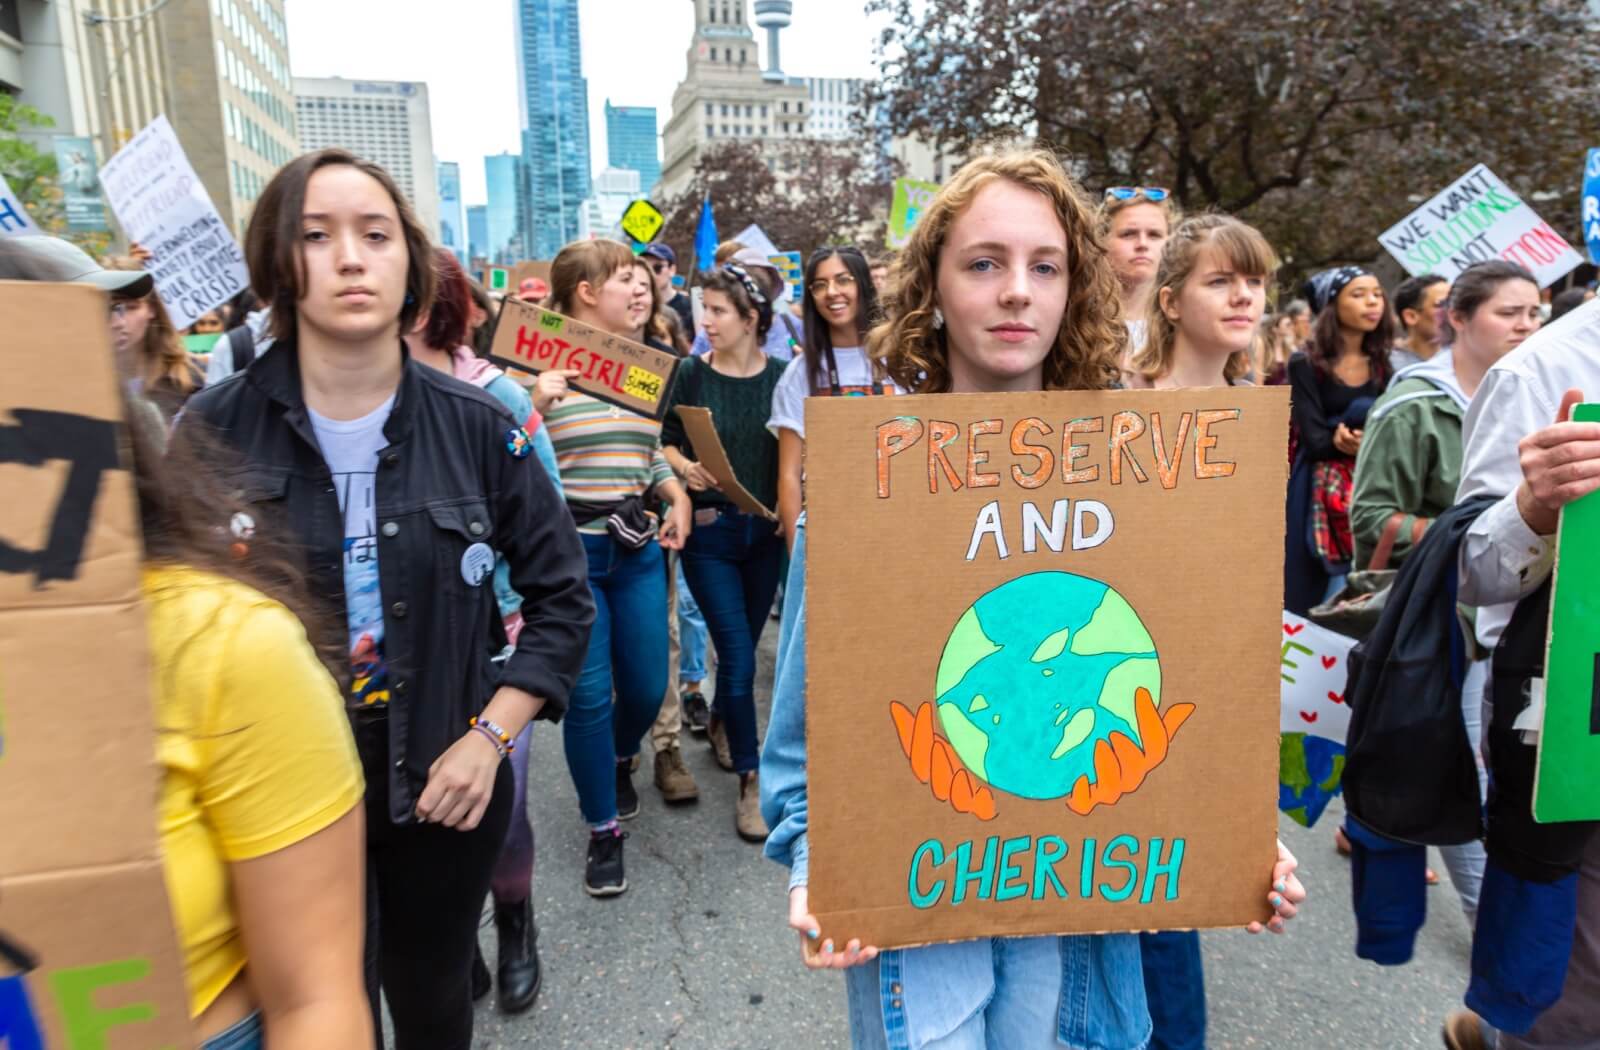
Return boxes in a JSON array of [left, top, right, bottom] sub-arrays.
[[674, 406, 777, 520], [887, 177, 939, 250], [1379, 164, 1582, 288], [1535, 402, 1600, 823], [488, 297, 680, 420], [0, 281, 191, 1048], [803, 388, 1289, 950]]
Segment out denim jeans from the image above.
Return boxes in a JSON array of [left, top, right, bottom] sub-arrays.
[[1140, 930, 1205, 1049], [202, 1012, 263, 1050], [563, 532, 668, 826], [677, 561, 708, 684], [680, 507, 784, 774]]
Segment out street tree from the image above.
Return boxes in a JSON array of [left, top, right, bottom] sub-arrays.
[[865, 0, 1600, 281]]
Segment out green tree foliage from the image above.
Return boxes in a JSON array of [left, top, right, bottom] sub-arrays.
[[0, 96, 111, 256], [864, 0, 1600, 283]]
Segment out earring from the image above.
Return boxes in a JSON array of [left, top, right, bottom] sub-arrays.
[[932, 307, 944, 330]]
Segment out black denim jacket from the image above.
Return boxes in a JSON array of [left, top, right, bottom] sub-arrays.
[[183, 340, 594, 823]]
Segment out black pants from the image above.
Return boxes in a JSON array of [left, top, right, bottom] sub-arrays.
[[355, 718, 513, 1050]]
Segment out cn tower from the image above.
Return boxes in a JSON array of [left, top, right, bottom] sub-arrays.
[[752, 0, 793, 80]]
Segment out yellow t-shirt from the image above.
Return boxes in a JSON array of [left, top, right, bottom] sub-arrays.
[[145, 564, 364, 1018]]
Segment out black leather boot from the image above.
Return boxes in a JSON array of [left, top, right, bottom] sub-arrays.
[[494, 898, 541, 1014]]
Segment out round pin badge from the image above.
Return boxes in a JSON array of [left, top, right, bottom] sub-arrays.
[[460, 542, 495, 587], [229, 511, 256, 539], [505, 427, 532, 458]]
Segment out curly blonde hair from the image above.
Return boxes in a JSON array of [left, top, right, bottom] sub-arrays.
[[870, 149, 1127, 394], [1135, 214, 1280, 384]]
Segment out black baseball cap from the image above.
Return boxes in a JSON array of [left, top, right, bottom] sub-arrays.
[[0, 235, 154, 298]]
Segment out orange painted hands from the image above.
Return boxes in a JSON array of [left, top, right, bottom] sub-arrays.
[[1066, 688, 1193, 816], [890, 701, 998, 821]]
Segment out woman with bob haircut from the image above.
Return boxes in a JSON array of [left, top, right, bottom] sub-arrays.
[[181, 148, 594, 1050], [762, 150, 1306, 1050], [533, 238, 693, 898]]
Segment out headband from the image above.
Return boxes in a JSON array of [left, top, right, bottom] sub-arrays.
[[720, 263, 774, 332], [1303, 265, 1369, 315]]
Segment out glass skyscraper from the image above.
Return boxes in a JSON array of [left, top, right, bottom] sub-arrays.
[[605, 102, 660, 198], [467, 205, 489, 265], [437, 161, 467, 264], [485, 152, 523, 264], [515, 0, 591, 259]]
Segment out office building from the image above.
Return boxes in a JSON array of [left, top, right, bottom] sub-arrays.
[[604, 101, 660, 197], [467, 204, 489, 267], [804, 77, 864, 140], [437, 161, 466, 263], [484, 152, 523, 264], [295, 77, 439, 235], [8, 0, 297, 237], [659, 0, 808, 200], [515, 0, 591, 258], [577, 166, 641, 241]]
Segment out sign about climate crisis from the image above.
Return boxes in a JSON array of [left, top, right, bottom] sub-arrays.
[[488, 297, 681, 420], [802, 387, 1290, 950]]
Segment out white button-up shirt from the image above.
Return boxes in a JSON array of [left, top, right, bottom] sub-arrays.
[[1456, 298, 1600, 649]]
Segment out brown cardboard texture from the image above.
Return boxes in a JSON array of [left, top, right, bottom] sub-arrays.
[[802, 388, 1289, 950], [674, 406, 777, 520], [0, 281, 192, 1047], [488, 298, 680, 420]]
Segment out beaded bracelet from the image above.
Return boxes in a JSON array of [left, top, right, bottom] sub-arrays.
[[469, 717, 515, 758]]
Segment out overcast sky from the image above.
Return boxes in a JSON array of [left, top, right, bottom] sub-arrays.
[[282, 0, 885, 207]]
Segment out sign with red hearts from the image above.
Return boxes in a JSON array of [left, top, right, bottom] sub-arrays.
[[1278, 613, 1355, 742]]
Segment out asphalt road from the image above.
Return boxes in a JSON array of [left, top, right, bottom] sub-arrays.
[[454, 629, 1473, 1050]]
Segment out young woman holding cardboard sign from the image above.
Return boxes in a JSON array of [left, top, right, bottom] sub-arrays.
[[662, 264, 789, 843], [533, 238, 695, 898], [182, 149, 593, 1050], [761, 151, 1305, 1050]]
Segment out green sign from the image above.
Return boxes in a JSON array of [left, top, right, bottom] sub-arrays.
[[484, 266, 510, 293], [887, 177, 940, 250], [620, 199, 665, 245], [1535, 402, 1600, 823]]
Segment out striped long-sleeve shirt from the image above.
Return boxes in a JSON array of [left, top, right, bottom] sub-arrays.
[[543, 393, 676, 535]]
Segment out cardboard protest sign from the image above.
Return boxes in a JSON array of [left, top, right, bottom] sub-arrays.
[[488, 297, 680, 420], [99, 115, 249, 329], [803, 388, 1288, 948], [0, 175, 41, 238], [620, 200, 665, 245], [673, 406, 777, 520], [1278, 613, 1356, 828], [52, 136, 108, 233], [1534, 402, 1600, 823], [768, 251, 803, 303], [0, 281, 192, 1048], [1380, 164, 1582, 288], [887, 177, 939, 250], [1583, 150, 1600, 266]]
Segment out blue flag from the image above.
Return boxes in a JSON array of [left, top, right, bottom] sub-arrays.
[[1584, 149, 1600, 265], [693, 194, 718, 274]]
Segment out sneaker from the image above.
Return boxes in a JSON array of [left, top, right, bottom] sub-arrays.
[[707, 716, 734, 772], [654, 745, 700, 803], [683, 690, 711, 734], [616, 760, 640, 821], [736, 772, 768, 842], [584, 829, 628, 897], [1441, 1009, 1490, 1050]]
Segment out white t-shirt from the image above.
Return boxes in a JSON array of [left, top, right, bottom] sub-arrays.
[[309, 394, 395, 707], [767, 347, 901, 439]]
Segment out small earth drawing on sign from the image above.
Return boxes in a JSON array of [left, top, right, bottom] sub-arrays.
[[890, 571, 1194, 819]]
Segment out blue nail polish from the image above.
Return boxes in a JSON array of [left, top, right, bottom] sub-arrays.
[[1270, 894, 1282, 907], [808, 928, 820, 939], [1274, 880, 1286, 893], [823, 940, 834, 953]]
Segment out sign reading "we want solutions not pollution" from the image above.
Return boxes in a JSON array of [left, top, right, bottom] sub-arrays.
[[1380, 164, 1582, 288]]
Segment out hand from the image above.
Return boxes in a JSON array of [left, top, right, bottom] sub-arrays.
[[415, 729, 502, 830], [532, 369, 581, 414], [1515, 388, 1600, 535], [788, 887, 877, 970], [659, 497, 692, 551], [681, 461, 722, 493], [1247, 840, 1306, 935], [128, 241, 152, 263], [1333, 423, 1362, 456]]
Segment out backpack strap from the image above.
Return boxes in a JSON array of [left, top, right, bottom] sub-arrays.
[[1367, 511, 1429, 571], [227, 324, 256, 370]]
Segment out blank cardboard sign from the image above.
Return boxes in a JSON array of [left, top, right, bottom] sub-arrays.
[[802, 388, 1289, 950], [0, 281, 191, 1047]]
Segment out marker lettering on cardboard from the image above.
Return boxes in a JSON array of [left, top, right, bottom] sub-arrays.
[[488, 298, 680, 420]]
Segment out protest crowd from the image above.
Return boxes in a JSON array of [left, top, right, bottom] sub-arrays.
[[3, 129, 1600, 1050]]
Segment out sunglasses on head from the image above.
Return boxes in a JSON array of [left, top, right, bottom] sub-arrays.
[[1105, 186, 1169, 202]]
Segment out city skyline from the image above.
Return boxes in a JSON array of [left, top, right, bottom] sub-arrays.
[[282, 0, 881, 208]]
